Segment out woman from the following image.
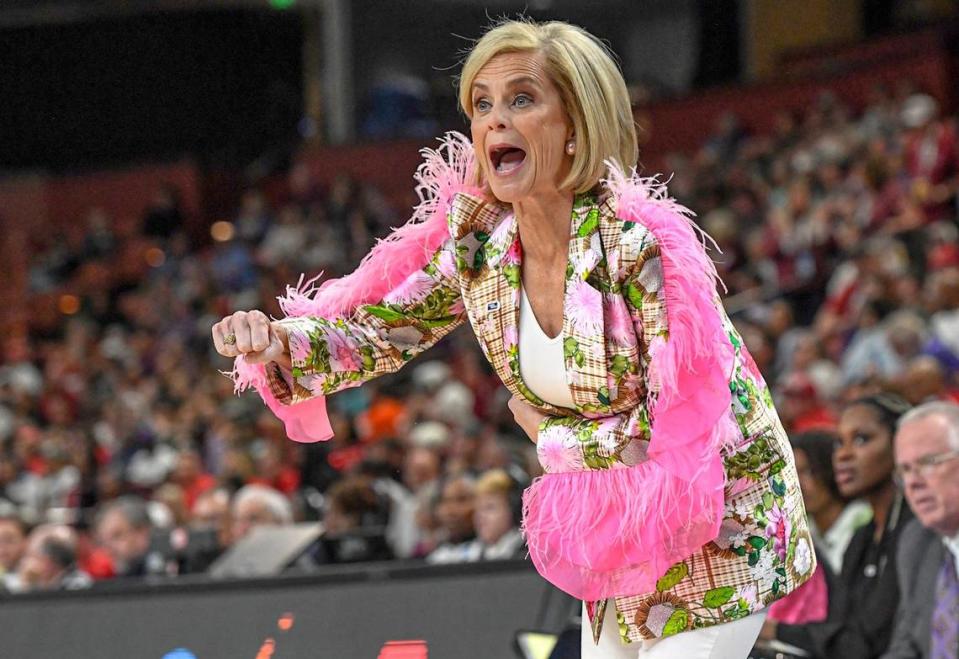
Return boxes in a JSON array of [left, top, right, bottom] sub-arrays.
[[212, 20, 814, 657], [765, 430, 871, 627], [471, 468, 526, 561], [792, 430, 872, 573], [765, 393, 912, 658]]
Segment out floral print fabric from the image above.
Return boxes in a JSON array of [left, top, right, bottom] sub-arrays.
[[265, 189, 814, 645]]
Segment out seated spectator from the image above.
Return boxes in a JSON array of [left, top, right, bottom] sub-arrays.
[[792, 430, 872, 573], [229, 484, 293, 545], [764, 393, 914, 658], [191, 488, 231, 551], [470, 469, 526, 561], [425, 475, 477, 565], [95, 496, 170, 578], [0, 509, 27, 579], [776, 371, 837, 433], [169, 449, 216, 512], [6, 524, 91, 593], [884, 401, 959, 657], [318, 476, 392, 563]]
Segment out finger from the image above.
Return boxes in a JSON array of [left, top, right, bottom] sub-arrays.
[[245, 332, 282, 365], [231, 311, 254, 354], [248, 311, 271, 352], [212, 318, 238, 357]]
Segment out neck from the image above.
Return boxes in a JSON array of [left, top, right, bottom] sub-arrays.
[[866, 481, 896, 537], [812, 500, 845, 534], [513, 189, 574, 260]]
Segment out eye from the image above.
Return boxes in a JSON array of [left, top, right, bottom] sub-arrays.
[[513, 94, 533, 107], [473, 98, 491, 112], [853, 433, 870, 447]]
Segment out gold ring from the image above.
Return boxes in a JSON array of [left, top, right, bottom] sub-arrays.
[[224, 333, 237, 346]]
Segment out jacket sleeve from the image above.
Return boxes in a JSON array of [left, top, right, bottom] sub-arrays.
[[264, 238, 466, 404]]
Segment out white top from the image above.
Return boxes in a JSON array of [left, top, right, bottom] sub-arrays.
[[518, 285, 575, 409], [945, 530, 959, 575]]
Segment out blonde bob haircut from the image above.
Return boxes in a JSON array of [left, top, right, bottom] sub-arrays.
[[459, 19, 638, 194]]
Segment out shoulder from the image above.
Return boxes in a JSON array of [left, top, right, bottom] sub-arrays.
[[897, 517, 939, 562], [600, 169, 719, 290]]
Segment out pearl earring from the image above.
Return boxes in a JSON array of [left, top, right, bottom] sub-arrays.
[[566, 140, 575, 155]]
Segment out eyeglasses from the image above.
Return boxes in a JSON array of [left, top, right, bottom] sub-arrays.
[[893, 450, 959, 488]]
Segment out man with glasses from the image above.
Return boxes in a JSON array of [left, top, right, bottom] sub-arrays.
[[883, 401, 959, 658]]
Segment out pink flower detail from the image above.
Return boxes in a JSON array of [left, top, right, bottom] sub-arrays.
[[383, 270, 434, 305], [536, 425, 584, 473], [435, 248, 458, 280], [503, 324, 518, 352], [565, 279, 603, 334], [503, 237, 522, 266], [449, 298, 465, 315], [737, 583, 759, 608], [764, 503, 792, 562], [288, 326, 312, 363], [325, 326, 359, 372], [604, 295, 635, 346]]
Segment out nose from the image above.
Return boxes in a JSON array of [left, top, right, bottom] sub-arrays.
[[487, 103, 510, 131]]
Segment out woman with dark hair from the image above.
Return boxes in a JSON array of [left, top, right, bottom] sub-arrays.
[[763, 393, 913, 658], [791, 430, 871, 573]]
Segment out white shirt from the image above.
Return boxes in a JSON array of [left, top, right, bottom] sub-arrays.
[[944, 531, 959, 575], [518, 285, 575, 409]]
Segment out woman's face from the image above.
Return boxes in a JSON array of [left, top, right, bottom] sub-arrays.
[[833, 404, 896, 499], [474, 492, 513, 545], [469, 51, 574, 204], [794, 448, 836, 515]]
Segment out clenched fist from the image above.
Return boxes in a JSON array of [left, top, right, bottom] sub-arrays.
[[211, 310, 290, 367]]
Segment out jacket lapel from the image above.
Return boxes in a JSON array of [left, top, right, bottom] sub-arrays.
[[453, 192, 612, 417], [561, 195, 612, 416]]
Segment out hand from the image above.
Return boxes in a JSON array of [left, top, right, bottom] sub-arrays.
[[507, 395, 547, 444], [212, 310, 290, 366]]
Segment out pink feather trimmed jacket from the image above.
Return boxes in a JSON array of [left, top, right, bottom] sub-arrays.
[[231, 132, 815, 646]]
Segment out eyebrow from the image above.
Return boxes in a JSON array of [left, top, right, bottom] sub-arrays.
[[471, 76, 542, 93]]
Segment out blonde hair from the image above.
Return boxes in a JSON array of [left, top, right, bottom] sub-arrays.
[[475, 468, 514, 497], [459, 19, 638, 194]]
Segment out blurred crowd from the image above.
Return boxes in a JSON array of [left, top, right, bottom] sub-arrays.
[[0, 78, 957, 610]]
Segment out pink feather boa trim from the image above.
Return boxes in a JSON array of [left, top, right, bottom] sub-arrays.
[[520, 163, 738, 600], [227, 132, 481, 442]]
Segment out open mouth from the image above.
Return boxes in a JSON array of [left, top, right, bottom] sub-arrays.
[[489, 144, 527, 175]]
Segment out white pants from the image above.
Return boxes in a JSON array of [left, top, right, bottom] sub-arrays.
[[580, 601, 766, 658]]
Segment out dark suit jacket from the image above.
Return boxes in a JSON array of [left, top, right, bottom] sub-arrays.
[[777, 499, 913, 658], [881, 518, 947, 658]]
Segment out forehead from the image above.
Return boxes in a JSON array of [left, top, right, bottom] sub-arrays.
[[838, 404, 882, 433], [472, 51, 550, 88], [896, 415, 952, 455]]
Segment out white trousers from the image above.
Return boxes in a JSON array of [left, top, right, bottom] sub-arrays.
[[580, 601, 766, 659]]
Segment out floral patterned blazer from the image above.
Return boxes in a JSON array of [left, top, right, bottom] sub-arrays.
[[258, 147, 815, 646]]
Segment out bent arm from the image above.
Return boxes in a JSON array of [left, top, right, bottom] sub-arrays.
[[265, 238, 465, 404]]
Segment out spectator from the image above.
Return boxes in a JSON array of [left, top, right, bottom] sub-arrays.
[[765, 394, 914, 658], [0, 510, 27, 578], [425, 475, 476, 565], [169, 449, 216, 512], [6, 524, 91, 593], [229, 484, 293, 545], [470, 469, 526, 561], [95, 496, 167, 578], [319, 476, 392, 563], [791, 430, 872, 573], [884, 401, 959, 657]]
